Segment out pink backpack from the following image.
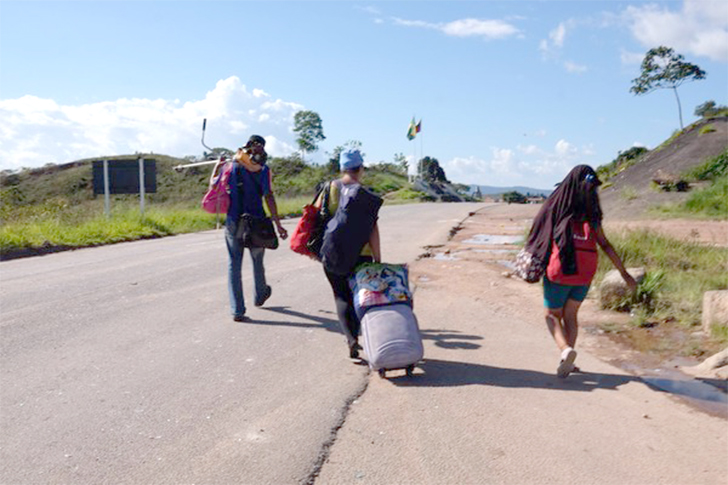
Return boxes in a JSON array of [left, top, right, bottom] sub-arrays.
[[201, 160, 233, 214]]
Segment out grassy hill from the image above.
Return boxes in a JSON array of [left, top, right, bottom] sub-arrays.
[[598, 116, 728, 219], [0, 154, 420, 259]]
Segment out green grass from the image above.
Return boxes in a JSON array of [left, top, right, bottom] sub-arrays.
[[682, 150, 728, 181], [653, 174, 728, 219], [0, 201, 220, 253], [595, 229, 728, 329]]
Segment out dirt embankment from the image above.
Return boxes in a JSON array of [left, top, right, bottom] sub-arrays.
[[600, 116, 728, 220]]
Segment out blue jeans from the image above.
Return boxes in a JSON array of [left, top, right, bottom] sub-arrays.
[[225, 221, 267, 318]]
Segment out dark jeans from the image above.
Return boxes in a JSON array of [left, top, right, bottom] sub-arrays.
[[324, 256, 373, 349]]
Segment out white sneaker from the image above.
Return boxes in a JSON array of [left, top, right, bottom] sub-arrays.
[[557, 348, 577, 378]]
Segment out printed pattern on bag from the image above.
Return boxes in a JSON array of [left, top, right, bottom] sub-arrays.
[[349, 263, 412, 318], [514, 248, 546, 283]]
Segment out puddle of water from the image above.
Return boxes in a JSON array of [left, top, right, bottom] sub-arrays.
[[462, 234, 523, 245], [473, 249, 518, 254], [498, 260, 517, 271], [621, 364, 728, 418], [433, 253, 460, 261]]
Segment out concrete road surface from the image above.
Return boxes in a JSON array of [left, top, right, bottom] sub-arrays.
[[0, 203, 482, 484], [2, 202, 726, 485]]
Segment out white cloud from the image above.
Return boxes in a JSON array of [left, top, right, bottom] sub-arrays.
[[539, 21, 569, 56], [623, 0, 728, 62], [620, 50, 645, 65], [564, 61, 588, 73], [442, 138, 592, 187], [0, 76, 303, 169], [555, 139, 576, 157], [392, 17, 521, 40]]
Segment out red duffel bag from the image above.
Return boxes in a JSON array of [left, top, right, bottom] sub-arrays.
[[290, 182, 331, 259]]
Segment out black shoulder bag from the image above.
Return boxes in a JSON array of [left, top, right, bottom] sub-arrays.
[[235, 171, 279, 250]]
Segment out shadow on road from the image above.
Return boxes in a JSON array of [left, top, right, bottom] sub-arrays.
[[390, 358, 638, 392], [253, 306, 341, 334], [421, 329, 484, 350]]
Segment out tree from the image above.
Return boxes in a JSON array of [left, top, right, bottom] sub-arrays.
[[393, 152, 409, 176], [694, 100, 727, 119], [502, 191, 526, 204], [630, 46, 706, 130], [293, 110, 326, 161]]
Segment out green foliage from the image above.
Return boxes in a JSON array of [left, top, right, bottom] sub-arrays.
[[292, 110, 325, 157], [362, 165, 409, 195], [418, 156, 449, 183], [384, 187, 426, 202], [698, 124, 716, 135], [0, 151, 416, 257], [393, 152, 409, 175], [596, 145, 648, 182], [630, 46, 706, 94], [595, 230, 728, 328], [502, 191, 527, 204], [682, 150, 728, 181], [694, 100, 728, 119], [630, 46, 706, 129], [0, 202, 220, 253], [267, 155, 328, 197], [683, 175, 728, 218]]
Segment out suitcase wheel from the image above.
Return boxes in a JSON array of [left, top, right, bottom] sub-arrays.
[[378, 369, 386, 379], [406, 365, 415, 377]]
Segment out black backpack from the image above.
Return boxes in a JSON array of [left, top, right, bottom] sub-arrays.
[[321, 181, 383, 275]]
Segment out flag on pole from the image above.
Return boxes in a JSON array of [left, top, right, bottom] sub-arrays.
[[407, 118, 422, 140]]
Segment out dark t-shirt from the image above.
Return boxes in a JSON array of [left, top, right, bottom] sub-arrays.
[[226, 164, 271, 225]]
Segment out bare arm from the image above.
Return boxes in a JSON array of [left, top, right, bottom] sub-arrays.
[[369, 222, 381, 263], [264, 193, 288, 240], [595, 226, 637, 292]]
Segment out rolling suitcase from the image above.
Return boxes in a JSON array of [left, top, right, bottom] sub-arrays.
[[360, 303, 424, 378], [351, 263, 424, 378]]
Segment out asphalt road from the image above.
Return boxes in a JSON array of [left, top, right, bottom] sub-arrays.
[[0, 202, 484, 484]]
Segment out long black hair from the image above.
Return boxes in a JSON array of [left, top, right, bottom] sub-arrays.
[[525, 165, 602, 275]]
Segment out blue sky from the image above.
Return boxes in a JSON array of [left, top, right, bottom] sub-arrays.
[[1, 0, 726, 189]]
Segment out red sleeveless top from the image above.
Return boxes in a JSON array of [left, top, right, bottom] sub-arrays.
[[546, 221, 598, 286]]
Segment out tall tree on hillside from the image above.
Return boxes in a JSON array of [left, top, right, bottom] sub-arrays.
[[630, 46, 706, 130], [293, 110, 326, 161]]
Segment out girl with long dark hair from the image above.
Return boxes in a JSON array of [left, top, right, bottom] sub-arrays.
[[524, 165, 637, 377]]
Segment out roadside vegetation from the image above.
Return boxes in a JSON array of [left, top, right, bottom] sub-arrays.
[[1, 150, 474, 258], [653, 150, 728, 219], [594, 229, 728, 358]]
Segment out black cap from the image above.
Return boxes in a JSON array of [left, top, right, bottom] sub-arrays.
[[248, 135, 266, 147]]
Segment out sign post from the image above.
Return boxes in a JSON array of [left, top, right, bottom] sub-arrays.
[[93, 159, 157, 217], [103, 160, 111, 217], [138, 157, 146, 216]]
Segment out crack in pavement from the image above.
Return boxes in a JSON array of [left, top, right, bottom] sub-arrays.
[[303, 372, 371, 485]]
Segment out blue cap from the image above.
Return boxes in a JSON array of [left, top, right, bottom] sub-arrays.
[[341, 149, 364, 171]]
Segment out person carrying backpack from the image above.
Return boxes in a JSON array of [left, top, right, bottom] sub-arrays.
[[524, 165, 637, 377], [225, 135, 288, 322], [314, 149, 382, 359]]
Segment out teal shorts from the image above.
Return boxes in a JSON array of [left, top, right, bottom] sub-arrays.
[[543, 277, 590, 309]]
